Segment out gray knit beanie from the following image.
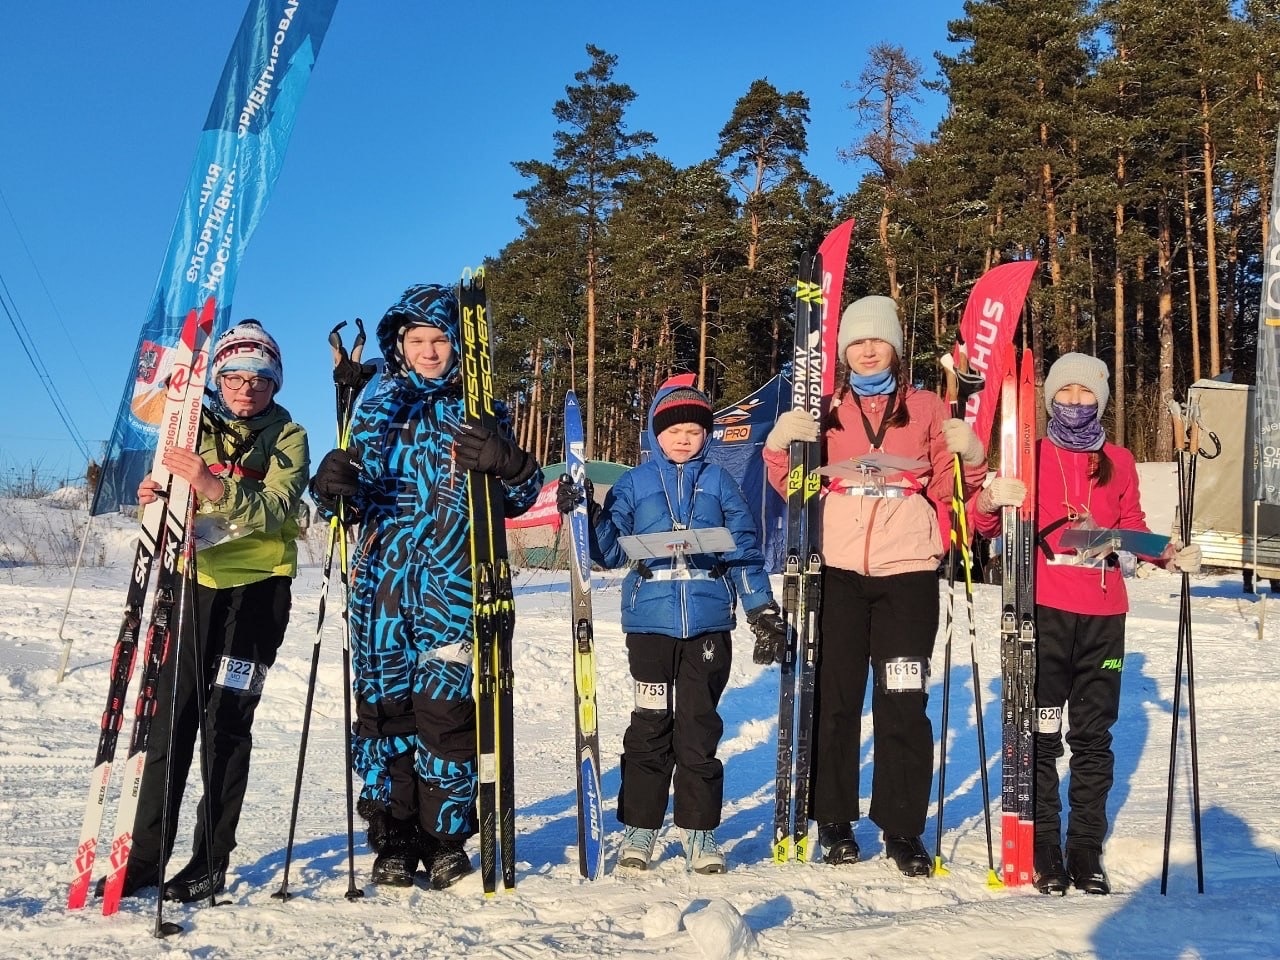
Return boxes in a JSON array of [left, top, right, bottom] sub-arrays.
[[1043, 352, 1110, 417], [838, 296, 904, 359]]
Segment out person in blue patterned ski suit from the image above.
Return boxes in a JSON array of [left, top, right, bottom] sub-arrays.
[[560, 384, 785, 875], [310, 284, 540, 890]]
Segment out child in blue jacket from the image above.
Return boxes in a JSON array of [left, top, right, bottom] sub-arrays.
[[559, 384, 784, 874]]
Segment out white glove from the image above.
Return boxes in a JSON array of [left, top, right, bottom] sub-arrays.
[[976, 477, 1026, 514], [765, 408, 820, 452], [1166, 541, 1202, 575], [942, 418, 985, 466]]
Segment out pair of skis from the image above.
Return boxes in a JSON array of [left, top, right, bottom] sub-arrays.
[[458, 272, 518, 896], [773, 251, 825, 862], [68, 297, 216, 916], [998, 344, 1037, 887]]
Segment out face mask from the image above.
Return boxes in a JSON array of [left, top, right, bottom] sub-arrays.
[[849, 369, 896, 396], [1047, 400, 1105, 452]]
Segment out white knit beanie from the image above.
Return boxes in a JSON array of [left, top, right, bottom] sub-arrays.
[[212, 319, 283, 392], [1043, 352, 1109, 417], [837, 296, 904, 358]]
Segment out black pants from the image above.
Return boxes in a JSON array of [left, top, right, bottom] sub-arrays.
[[617, 632, 731, 831], [1034, 605, 1125, 851], [811, 567, 938, 837], [131, 576, 292, 866]]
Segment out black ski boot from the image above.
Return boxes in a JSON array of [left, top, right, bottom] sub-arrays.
[[1033, 843, 1070, 896], [883, 835, 933, 878], [428, 834, 473, 890], [370, 816, 419, 888], [357, 797, 391, 853], [1066, 846, 1110, 895], [163, 854, 229, 903], [93, 859, 160, 899], [818, 822, 860, 865]]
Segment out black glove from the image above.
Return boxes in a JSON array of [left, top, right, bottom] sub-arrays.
[[747, 602, 786, 665], [311, 448, 361, 504], [334, 357, 379, 391], [556, 474, 597, 515], [454, 422, 537, 484]]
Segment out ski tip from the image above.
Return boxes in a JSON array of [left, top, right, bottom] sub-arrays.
[[197, 295, 217, 330], [772, 839, 793, 864], [933, 857, 951, 877], [986, 869, 1004, 889]]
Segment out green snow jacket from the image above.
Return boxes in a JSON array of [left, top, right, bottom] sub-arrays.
[[192, 402, 310, 589]]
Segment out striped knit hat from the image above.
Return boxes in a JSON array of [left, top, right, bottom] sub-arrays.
[[652, 387, 714, 435], [212, 320, 283, 391]]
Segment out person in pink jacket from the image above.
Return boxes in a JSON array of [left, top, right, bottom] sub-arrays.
[[762, 295, 987, 876], [970, 352, 1201, 896]]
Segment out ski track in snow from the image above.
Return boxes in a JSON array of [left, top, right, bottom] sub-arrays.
[[1, 469, 1278, 959]]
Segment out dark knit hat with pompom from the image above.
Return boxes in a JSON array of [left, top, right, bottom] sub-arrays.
[[652, 387, 714, 435]]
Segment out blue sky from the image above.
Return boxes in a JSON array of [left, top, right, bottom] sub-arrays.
[[0, 1, 964, 485]]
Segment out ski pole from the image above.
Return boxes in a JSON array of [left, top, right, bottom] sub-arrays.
[[936, 349, 997, 882], [274, 320, 372, 900], [336, 497, 363, 901], [1161, 401, 1217, 894], [153, 496, 200, 937]]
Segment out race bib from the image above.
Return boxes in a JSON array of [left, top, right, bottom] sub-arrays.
[[214, 656, 268, 696], [634, 680, 668, 712], [881, 657, 927, 693], [1035, 706, 1063, 734]]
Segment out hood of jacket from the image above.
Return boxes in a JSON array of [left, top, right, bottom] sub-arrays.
[[375, 283, 462, 391]]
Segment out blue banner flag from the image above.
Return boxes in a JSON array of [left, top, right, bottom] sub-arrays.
[[92, 0, 338, 514]]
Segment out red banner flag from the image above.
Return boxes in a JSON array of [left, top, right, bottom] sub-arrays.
[[819, 218, 857, 403], [954, 260, 1039, 446]]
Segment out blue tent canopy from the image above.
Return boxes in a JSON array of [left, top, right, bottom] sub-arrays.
[[707, 375, 790, 573]]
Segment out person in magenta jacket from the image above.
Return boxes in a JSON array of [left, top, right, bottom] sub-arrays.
[[970, 352, 1201, 896], [762, 295, 987, 876]]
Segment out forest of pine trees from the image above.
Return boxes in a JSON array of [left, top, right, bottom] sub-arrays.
[[483, 1, 1280, 466]]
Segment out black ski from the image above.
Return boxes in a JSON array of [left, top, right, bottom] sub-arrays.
[[459, 270, 517, 895], [774, 251, 824, 862]]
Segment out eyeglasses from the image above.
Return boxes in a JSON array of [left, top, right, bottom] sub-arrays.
[[220, 373, 274, 393]]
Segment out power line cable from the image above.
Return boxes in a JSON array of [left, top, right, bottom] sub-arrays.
[[0, 273, 93, 463], [0, 183, 109, 408]]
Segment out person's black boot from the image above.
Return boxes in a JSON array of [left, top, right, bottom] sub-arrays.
[[370, 816, 419, 888], [163, 854, 229, 903], [427, 834, 473, 890], [817, 822, 860, 865], [883, 835, 933, 878], [1066, 846, 1110, 895], [357, 797, 391, 852], [93, 859, 160, 899], [1033, 842, 1070, 896]]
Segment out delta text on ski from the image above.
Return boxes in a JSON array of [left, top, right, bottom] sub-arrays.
[[237, 0, 302, 137]]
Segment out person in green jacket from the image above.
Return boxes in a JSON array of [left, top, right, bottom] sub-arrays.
[[103, 319, 310, 903]]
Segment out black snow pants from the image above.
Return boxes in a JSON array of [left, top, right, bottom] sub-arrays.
[[1033, 604, 1126, 852], [131, 575, 292, 867], [810, 567, 939, 837], [617, 631, 732, 832]]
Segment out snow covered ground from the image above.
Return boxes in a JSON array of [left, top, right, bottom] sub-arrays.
[[0, 465, 1277, 959]]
